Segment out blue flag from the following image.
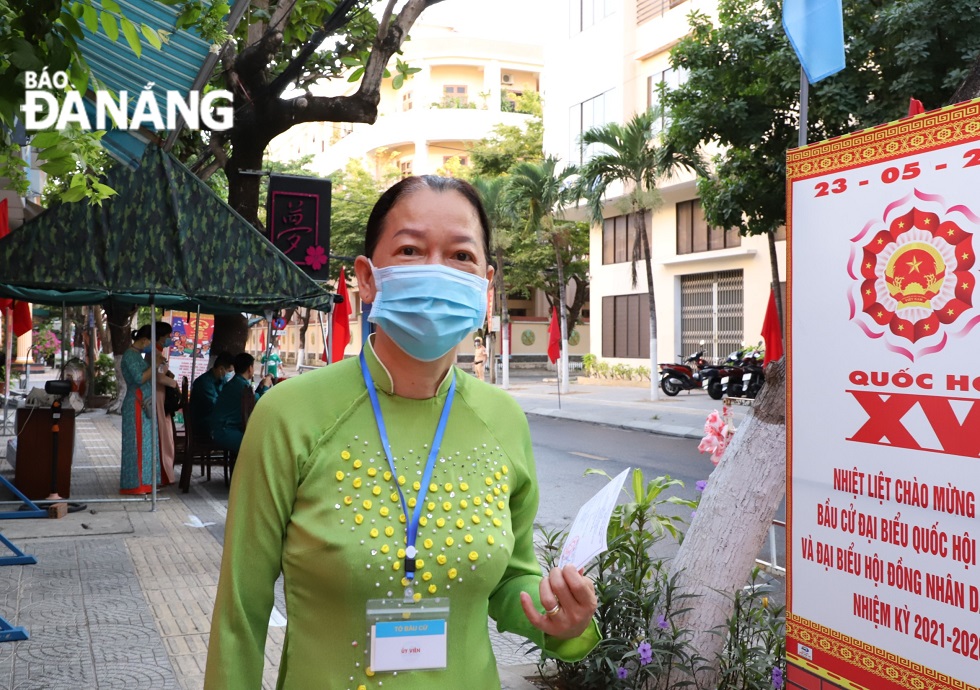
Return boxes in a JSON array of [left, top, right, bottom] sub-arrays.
[[783, 0, 845, 83]]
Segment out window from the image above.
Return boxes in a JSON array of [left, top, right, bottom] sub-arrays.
[[647, 67, 686, 133], [569, 90, 615, 164], [602, 214, 648, 265], [442, 85, 468, 106], [602, 294, 650, 359], [637, 0, 689, 25], [442, 155, 469, 166], [402, 91, 413, 111], [399, 160, 413, 178], [676, 199, 739, 255], [570, 0, 617, 34]]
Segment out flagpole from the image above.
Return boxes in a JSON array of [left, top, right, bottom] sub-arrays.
[[799, 67, 809, 147], [3, 309, 13, 434]]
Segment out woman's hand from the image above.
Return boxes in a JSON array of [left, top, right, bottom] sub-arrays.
[[520, 565, 597, 640]]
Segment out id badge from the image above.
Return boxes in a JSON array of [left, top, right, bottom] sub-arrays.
[[366, 597, 449, 672]]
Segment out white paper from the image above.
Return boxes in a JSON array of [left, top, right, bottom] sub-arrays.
[[557, 468, 630, 570]]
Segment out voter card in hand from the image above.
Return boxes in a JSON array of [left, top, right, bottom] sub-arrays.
[[557, 468, 631, 570]]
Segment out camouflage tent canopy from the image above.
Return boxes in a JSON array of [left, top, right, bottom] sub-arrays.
[[0, 146, 332, 315]]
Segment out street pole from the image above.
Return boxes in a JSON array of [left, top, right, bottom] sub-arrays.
[[799, 67, 809, 147], [149, 304, 157, 512]]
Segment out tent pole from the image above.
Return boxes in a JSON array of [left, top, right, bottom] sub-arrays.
[[3, 309, 13, 434], [150, 301, 157, 512], [61, 303, 67, 371], [188, 307, 200, 386], [262, 310, 274, 377], [326, 306, 333, 365], [317, 309, 328, 364]]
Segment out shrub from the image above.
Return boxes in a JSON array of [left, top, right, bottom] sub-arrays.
[[94, 353, 117, 397], [582, 354, 597, 377]]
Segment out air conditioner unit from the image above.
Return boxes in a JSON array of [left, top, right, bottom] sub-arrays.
[[501, 74, 513, 85]]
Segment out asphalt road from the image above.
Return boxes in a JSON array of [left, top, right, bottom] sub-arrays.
[[528, 414, 716, 535]]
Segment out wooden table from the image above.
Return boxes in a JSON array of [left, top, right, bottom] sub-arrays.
[[14, 406, 75, 499]]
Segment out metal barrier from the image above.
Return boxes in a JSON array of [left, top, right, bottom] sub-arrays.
[[755, 519, 786, 575]]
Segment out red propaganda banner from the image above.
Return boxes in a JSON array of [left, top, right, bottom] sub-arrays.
[[787, 99, 980, 690], [267, 174, 331, 281], [165, 312, 215, 384]]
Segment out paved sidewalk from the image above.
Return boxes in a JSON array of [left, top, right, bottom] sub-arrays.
[[500, 371, 749, 439]]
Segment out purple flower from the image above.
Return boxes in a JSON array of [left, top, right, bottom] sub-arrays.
[[696, 479, 708, 492], [617, 667, 628, 679], [637, 641, 653, 666], [657, 614, 669, 630], [771, 666, 783, 689]]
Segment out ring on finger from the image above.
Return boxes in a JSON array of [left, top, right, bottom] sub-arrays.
[[545, 602, 561, 616]]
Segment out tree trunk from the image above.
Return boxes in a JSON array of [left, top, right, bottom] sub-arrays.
[[668, 358, 786, 687], [93, 307, 111, 355], [949, 53, 980, 105], [212, 313, 250, 358], [495, 245, 510, 389], [768, 229, 783, 334], [636, 209, 659, 401], [104, 299, 136, 413]]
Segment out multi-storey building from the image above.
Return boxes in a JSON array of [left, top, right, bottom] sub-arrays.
[[544, 0, 786, 366]]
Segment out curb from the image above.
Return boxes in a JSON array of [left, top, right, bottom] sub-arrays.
[[524, 408, 703, 440]]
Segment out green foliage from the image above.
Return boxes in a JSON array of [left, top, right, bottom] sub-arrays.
[[716, 569, 786, 690], [585, 361, 651, 381], [328, 158, 385, 281], [665, 0, 980, 238], [535, 470, 785, 689], [582, 353, 597, 375], [470, 118, 544, 177], [39, 126, 116, 204], [94, 352, 117, 397]]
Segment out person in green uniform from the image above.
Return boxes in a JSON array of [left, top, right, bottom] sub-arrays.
[[187, 351, 234, 442], [209, 353, 272, 455], [205, 176, 599, 690], [261, 345, 282, 379]]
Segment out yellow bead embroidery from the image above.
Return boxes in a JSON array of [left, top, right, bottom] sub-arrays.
[[372, 486, 382, 496], [408, 497, 417, 508], [428, 502, 436, 511], [362, 500, 372, 510], [492, 518, 502, 527], [381, 544, 390, 554], [422, 572, 432, 581], [448, 568, 458, 578], [445, 537, 454, 546], [423, 538, 433, 549], [344, 496, 353, 506], [399, 514, 406, 524], [442, 501, 452, 512], [412, 481, 421, 491], [459, 482, 469, 492], [502, 484, 509, 493], [397, 549, 406, 559], [353, 459, 362, 469], [354, 514, 364, 525], [468, 551, 479, 562], [485, 508, 493, 517], [484, 477, 493, 486], [393, 560, 401, 571], [352, 477, 363, 489], [497, 501, 505, 510], [455, 519, 464, 529], [495, 471, 502, 480], [501, 465, 509, 474], [473, 496, 482, 505], [401, 578, 411, 587], [428, 584, 438, 594], [391, 492, 399, 503], [413, 592, 422, 602], [443, 482, 453, 492], [369, 528, 379, 538], [397, 475, 406, 486], [367, 467, 377, 477], [380, 506, 389, 517], [493, 488, 501, 496], [459, 499, 468, 509], [464, 534, 473, 544], [385, 526, 395, 537], [429, 483, 439, 492], [341, 450, 351, 460], [415, 559, 424, 568], [471, 515, 481, 524], [487, 535, 495, 545], [419, 516, 428, 527], [335, 471, 344, 481], [366, 668, 375, 677], [384, 471, 392, 481], [437, 554, 447, 565]]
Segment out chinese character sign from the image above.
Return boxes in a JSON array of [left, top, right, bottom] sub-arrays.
[[787, 99, 980, 690], [267, 174, 331, 281]]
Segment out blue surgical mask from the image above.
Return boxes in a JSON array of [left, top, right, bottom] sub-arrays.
[[223, 371, 234, 383], [164, 337, 174, 347], [368, 262, 488, 362], [141, 345, 151, 354]]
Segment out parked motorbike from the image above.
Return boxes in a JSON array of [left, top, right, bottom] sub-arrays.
[[705, 345, 766, 400], [659, 346, 709, 396]]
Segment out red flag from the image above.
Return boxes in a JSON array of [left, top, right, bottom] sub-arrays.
[[547, 306, 561, 364], [0, 199, 32, 336], [259, 328, 266, 352], [908, 98, 925, 117], [330, 266, 353, 364], [762, 288, 783, 366]]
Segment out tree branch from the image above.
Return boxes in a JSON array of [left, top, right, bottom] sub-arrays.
[[949, 52, 980, 105]]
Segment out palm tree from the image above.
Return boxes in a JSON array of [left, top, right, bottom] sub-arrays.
[[504, 156, 578, 393], [579, 108, 705, 401], [472, 175, 510, 386]]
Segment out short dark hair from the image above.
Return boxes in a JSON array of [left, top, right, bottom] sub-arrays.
[[155, 321, 173, 339], [364, 176, 491, 262], [214, 351, 234, 369], [233, 353, 255, 375], [132, 325, 152, 342]]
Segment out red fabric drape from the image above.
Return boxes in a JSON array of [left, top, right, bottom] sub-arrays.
[[762, 288, 783, 366], [330, 266, 352, 364], [0, 199, 32, 336], [547, 306, 561, 364]]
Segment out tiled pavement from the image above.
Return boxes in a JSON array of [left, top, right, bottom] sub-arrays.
[[0, 411, 538, 689]]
